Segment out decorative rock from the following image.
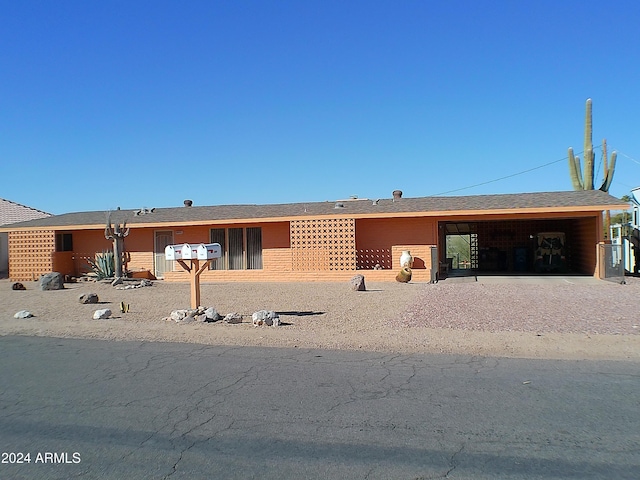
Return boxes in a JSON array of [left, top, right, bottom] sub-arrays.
[[204, 307, 222, 322], [170, 309, 191, 322], [395, 267, 412, 283], [14, 310, 33, 318], [252, 310, 280, 326], [93, 308, 112, 320], [40, 272, 64, 291], [114, 279, 153, 291], [223, 312, 243, 324], [79, 293, 99, 304], [350, 274, 366, 291], [12, 282, 26, 291]]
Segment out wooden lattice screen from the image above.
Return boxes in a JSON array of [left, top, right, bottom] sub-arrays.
[[8, 230, 56, 281], [290, 218, 356, 271]]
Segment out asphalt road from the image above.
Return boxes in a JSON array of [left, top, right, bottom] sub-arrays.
[[0, 336, 638, 479]]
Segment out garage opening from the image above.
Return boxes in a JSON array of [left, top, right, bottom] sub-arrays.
[[444, 223, 478, 273], [441, 217, 597, 276]]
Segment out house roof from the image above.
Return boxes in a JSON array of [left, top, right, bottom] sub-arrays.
[[0, 190, 629, 232], [0, 197, 51, 226]]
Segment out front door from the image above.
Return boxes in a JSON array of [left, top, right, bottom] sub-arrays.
[[154, 230, 174, 279]]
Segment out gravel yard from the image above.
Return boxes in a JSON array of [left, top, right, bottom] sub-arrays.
[[397, 279, 640, 335], [1, 276, 639, 360]]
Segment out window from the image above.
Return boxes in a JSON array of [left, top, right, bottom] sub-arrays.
[[246, 227, 263, 269], [209, 229, 226, 270], [55, 233, 73, 252], [210, 227, 262, 270]]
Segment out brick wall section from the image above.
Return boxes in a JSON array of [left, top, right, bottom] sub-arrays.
[[9, 230, 55, 281], [127, 251, 154, 273], [164, 268, 433, 283], [263, 247, 292, 272], [391, 245, 433, 270], [163, 245, 435, 283]]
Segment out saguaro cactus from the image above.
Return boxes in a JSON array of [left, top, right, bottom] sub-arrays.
[[568, 98, 617, 192], [105, 212, 130, 278]]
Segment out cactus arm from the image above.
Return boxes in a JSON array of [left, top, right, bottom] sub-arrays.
[[105, 212, 114, 240], [568, 147, 584, 190], [584, 98, 592, 155]]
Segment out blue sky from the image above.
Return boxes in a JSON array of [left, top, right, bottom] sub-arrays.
[[1, 0, 639, 215]]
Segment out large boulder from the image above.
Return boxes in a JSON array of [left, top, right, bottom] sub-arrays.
[[350, 274, 366, 291], [40, 272, 65, 291]]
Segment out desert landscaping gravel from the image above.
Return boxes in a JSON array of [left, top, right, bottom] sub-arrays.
[[398, 281, 640, 335], [1, 277, 639, 361]]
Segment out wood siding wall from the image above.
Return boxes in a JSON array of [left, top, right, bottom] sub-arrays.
[[571, 216, 599, 275]]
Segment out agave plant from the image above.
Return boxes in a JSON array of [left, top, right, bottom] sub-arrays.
[[87, 250, 115, 280]]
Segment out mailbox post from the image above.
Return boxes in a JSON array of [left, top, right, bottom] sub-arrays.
[[165, 243, 222, 308]]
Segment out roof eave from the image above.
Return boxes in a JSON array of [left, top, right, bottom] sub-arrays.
[[0, 202, 628, 232]]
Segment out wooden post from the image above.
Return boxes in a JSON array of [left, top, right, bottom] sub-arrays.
[[177, 258, 212, 309], [191, 259, 200, 309]]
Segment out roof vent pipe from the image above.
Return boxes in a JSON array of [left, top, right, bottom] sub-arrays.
[[184, 199, 193, 207], [392, 190, 403, 200]]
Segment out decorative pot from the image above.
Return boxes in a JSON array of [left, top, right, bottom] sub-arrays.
[[400, 250, 413, 268], [395, 267, 412, 283]]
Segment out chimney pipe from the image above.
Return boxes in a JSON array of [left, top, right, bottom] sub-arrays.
[[184, 199, 193, 207], [392, 190, 403, 200]]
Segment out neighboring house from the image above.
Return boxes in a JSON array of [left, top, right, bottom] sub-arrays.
[[0, 190, 628, 282], [611, 186, 640, 274], [0, 198, 51, 278]]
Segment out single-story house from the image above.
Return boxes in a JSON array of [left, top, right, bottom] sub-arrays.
[[0, 198, 51, 277], [0, 190, 628, 282]]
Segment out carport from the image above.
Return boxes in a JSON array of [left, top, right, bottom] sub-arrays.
[[440, 214, 600, 276]]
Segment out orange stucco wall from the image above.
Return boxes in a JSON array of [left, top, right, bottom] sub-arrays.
[[354, 217, 437, 273], [6, 211, 607, 282], [356, 217, 437, 246]]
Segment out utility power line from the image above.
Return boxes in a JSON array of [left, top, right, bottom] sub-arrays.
[[430, 145, 637, 197]]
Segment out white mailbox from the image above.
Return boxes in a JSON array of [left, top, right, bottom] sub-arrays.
[[180, 243, 199, 260], [197, 243, 222, 260], [165, 244, 183, 261]]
